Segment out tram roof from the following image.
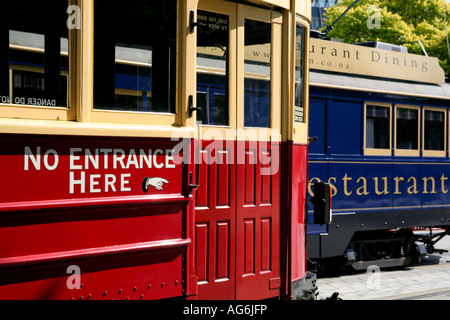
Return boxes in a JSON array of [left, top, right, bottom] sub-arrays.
[[310, 70, 450, 101]]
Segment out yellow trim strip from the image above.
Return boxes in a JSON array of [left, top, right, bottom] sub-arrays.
[[0, 118, 195, 138]]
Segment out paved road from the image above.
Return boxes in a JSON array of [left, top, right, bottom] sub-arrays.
[[316, 233, 450, 300]]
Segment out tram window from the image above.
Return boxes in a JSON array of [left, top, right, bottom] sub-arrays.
[[196, 10, 229, 126], [396, 107, 419, 150], [295, 24, 305, 123], [366, 104, 390, 150], [93, 0, 176, 113], [0, 2, 69, 108], [424, 109, 445, 151], [244, 19, 271, 128]]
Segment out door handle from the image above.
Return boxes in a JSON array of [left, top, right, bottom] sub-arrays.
[[188, 95, 201, 117], [189, 172, 200, 194]]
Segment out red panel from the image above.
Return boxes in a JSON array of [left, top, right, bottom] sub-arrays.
[[260, 218, 271, 271], [236, 141, 280, 300], [196, 150, 209, 208], [0, 134, 195, 300], [244, 151, 256, 205], [216, 222, 229, 279], [195, 141, 236, 300], [195, 139, 282, 300], [261, 151, 271, 204], [244, 219, 255, 274], [216, 150, 230, 206], [195, 223, 209, 283], [0, 135, 184, 205], [289, 143, 308, 283], [0, 205, 184, 259], [0, 250, 185, 300]]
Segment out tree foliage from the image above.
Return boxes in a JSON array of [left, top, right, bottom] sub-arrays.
[[323, 0, 450, 74]]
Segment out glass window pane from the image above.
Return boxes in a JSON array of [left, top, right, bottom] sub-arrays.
[[94, 0, 176, 113], [196, 10, 229, 126], [396, 108, 418, 150], [244, 19, 271, 128], [424, 110, 445, 151], [0, 1, 69, 108], [366, 105, 390, 149], [295, 24, 305, 123]]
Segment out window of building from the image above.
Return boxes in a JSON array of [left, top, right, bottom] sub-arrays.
[[395, 106, 419, 156], [0, 2, 69, 109], [365, 103, 391, 155], [423, 108, 446, 156], [93, 0, 177, 113]]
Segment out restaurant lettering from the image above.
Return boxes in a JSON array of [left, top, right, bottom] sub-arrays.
[[308, 173, 449, 198], [308, 38, 445, 84]]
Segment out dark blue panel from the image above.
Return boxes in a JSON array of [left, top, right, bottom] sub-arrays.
[[329, 99, 362, 156], [328, 162, 393, 210], [307, 223, 327, 235], [422, 164, 450, 206], [309, 98, 327, 155], [392, 163, 422, 208]]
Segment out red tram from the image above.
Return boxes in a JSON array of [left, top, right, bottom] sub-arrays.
[[0, 0, 319, 300]]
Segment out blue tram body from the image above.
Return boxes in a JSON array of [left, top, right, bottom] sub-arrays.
[[306, 39, 450, 269]]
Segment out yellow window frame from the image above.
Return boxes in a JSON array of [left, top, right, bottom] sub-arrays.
[[422, 106, 447, 158], [364, 102, 392, 156], [0, 0, 77, 122], [394, 104, 420, 157], [289, 15, 310, 145], [84, 0, 182, 127]]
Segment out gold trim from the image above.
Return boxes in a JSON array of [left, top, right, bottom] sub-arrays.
[[309, 203, 450, 213]]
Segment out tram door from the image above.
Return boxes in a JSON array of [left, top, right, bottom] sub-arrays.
[[195, 1, 282, 300]]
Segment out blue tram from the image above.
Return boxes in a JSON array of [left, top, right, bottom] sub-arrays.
[[307, 38, 450, 270]]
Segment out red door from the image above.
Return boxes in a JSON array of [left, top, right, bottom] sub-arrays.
[[194, 140, 237, 300], [194, 1, 281, 300], [235, 140, 280, 299]]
